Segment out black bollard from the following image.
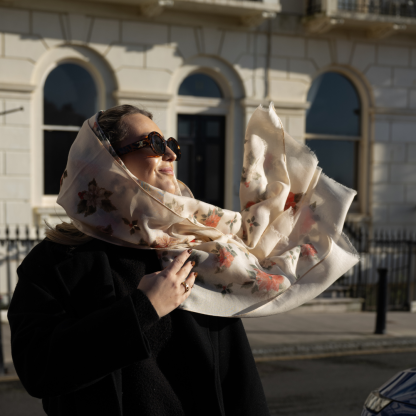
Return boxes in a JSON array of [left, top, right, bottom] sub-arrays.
[[375, 268, 388, 335], [0, 318, 4, 375]]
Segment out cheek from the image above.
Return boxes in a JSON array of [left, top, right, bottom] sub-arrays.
[[122, 154, 159, 180]]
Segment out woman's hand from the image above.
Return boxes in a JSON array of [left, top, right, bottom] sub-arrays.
[[137, 249, 197, 318]]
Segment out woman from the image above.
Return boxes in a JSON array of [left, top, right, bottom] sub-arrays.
[[8, 105, 271, 416]]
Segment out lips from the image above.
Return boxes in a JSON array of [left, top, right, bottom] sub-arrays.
[[159, 167, 174, 175]]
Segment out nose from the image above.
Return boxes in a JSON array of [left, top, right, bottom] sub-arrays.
[[163, 145, 177, 162]]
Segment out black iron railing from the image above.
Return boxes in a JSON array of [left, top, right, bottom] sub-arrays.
[[307, 0, 323, 14], [0, 224, 414, 311], [336, 223, 416, 311], [0, 226, 42, 375], [307, 0, 416, 17], [0, 226, 42, 310]]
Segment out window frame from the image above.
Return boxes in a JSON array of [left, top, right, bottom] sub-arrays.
[[170, 66, 242, 211], [41, 62, 99, 199], [304, 69, 371, 217], [33, 58, 105, 210]]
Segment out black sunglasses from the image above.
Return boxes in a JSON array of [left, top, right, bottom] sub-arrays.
[[115, 131, 181, 161]]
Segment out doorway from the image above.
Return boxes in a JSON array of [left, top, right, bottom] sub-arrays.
[[177, 114, 225, 207]]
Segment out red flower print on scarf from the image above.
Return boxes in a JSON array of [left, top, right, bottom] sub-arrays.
[[284, 192, 303, 212], [225, 214, 238, 233], [206, 213, 221, 227], [122, 218, 141, 235], [244, 181, 251, 188], [152, 235, 177, 248], [300, 243, 318, 259], [218, 248, 234, 268], [244, 201, 256, 211], [215, 283, 233, 296], [211, 243, 237, 273], [247, 216, 260, 233], [77, 178, 117, 217], [254, 269, 284, 292], [201, 207, 224, 228]]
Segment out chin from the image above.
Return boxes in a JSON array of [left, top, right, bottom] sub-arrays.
[[157, 182, 176, 194]]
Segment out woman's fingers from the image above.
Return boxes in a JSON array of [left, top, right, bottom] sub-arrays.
[[176, 259, 195, 280], [167, 249, 192, 275], [187, 272, 197, 288], [183, 273, 197, 298]]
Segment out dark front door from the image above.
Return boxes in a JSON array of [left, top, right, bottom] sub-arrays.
[[177, 114, 225, 207]]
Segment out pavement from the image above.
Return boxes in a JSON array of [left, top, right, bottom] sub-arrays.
[[1, 310, 416, 379], [242, 310, 416, 359]]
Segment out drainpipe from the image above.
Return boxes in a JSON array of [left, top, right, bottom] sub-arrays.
[[265, 19, 272, 102]]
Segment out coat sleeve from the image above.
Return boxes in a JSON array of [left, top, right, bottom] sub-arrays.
[[8, 274, 158, 399]]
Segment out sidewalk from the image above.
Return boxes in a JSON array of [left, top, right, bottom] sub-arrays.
[[1, 311, 416, 378], [242, 311, 416, 359]]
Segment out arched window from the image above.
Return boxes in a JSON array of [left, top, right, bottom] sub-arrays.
[[306, 72, 361, 193], [43, 63, 97, 195], [178, 73, 223, 98], [177, 73, 225, 206]]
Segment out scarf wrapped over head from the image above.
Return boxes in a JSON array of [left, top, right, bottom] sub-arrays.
[[57, 103, 359, 317]]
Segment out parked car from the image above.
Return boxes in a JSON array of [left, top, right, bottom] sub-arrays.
[[362, 367, 416, 415]]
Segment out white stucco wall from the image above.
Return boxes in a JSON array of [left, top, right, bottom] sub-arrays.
[[0, 3, 415, 228]]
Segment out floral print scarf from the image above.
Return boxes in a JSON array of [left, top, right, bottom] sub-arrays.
[[57, 104, 358, 317]]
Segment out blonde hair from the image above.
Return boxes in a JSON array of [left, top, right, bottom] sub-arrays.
[[45, 222, 93, 246], [46, 104, 153, 246]]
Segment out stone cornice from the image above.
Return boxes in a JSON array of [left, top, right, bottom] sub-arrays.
[[241, 98, 310, 110], [0, 83, 36, 93], [114, 90, 173, 102]]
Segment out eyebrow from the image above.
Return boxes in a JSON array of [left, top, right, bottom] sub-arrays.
[[136, 131, 164, 139]]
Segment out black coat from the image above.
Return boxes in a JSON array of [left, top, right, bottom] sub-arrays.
[[8, 239, 270, 416]]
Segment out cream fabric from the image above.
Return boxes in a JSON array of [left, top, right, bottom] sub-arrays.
[[57, 103, 358, 318]]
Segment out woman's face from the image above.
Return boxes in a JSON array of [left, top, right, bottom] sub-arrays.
[[117, 113, 177, 194]]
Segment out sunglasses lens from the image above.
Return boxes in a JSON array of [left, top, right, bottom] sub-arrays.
[[167, 139, 181, 161], [151, 134, 165, 155]]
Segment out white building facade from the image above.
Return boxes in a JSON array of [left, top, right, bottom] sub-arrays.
[[0, 0, 416, 229]]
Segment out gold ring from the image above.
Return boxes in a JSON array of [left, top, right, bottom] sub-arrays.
[[181, 281, 190, 293]]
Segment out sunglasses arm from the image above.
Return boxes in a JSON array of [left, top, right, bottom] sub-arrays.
[[115, 138, 150, 156]]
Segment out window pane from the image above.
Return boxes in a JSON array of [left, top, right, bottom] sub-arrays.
[[178, 74, 223, 98], [177, 144, 192, 187], [306, 72, 361, 136], [178, 118, 192, 138], [305, 139, 357, 190], [44, 130, 78, 195], [205, 144, 221, 201], [177, 115, 225, 207], [44, 63, 97, 126]]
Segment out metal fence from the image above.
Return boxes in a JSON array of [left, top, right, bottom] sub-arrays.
[[307, 0, 323, 14], [307, 0, 416, 17], [0, 226, 43, 310], [339, 0, 416, 17], [0, 224, 415, 311], [337, 223, 416, 311]]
